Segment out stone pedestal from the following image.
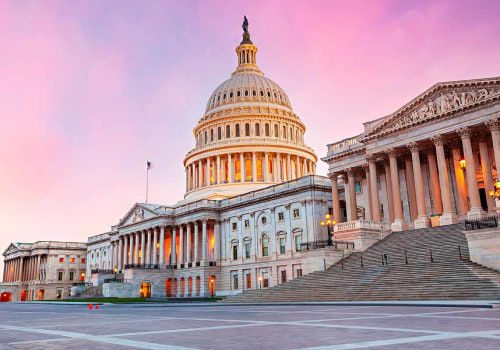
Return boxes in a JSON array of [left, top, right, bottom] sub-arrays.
[[467, 208, 487, 220], [414, 216, 431, 229], [464, 227, 500, 270], [391, 219, 409, 232], [439, 213, 459, 226]]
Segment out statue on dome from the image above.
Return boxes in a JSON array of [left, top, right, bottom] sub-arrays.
[[241, 16, 253, 45]]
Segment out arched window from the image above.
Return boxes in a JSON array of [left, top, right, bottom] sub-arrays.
[[218, 127, 222, 140], [255, 124, 260, 136], [245, 90, 248, 96], [210, 129, 214, 142], [296, 130, 299, 142], [262, 234, 269, 256], [267, 91, 271, 97], [245, 123, 250, 137], [253, 90, 256, 96], [196, 276, 201, 296], [140, 282, 151, 298], [260, 90, 264, 96], [230, 92, 233, 98], [290, 127, 293, 141], [274, 124, 279, 137], [204, 131, 207, 144], [236, 124, 240, 137], [237, 91, 241, 97], [283, 126, 287, 139], [265, 123, 270, 136], [226, 125, 231, 138]]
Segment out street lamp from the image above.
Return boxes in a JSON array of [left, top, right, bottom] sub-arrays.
[[113, 267, 118, 281], [258, 276, 262, 290], [210, 278, 215, 297], [320, 213, 336, 247], [80, 272, 85, 285], [489, 178, 500, 200], [459, 158, 466, 170]]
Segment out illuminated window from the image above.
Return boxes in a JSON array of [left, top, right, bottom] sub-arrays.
[[245, 243, 251, 259], [235, 160, 241, 181], [262, 234, 269, 256], [59, 258, 64, 263], [293, 209, 300, 219], [81, 258, 86, 264], [140, 282, 151, 298], [70, 258, 75, 263], [257, 159, 262, 180], [244, 220, 250, 229], [246, 159, 252, 180], [280, 238, 286, 254], [278, 212, 285, 222]]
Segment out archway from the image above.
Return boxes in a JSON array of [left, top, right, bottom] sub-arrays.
[[1, 292, 12, 302], [187, 277, 193, 297], [195, 276, 201, 296], [180, 277, 185, 297], [139, 282, 151, 298], [20, 290, 27, 302], [38, 290, 44, 301], [209, 275, 216, 297], [166, 278, 173, 297], [172, 278, 178, 297]]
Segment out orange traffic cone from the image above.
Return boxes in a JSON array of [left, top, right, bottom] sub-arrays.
[[88, 303, 92, 310], [95, 304, 98, 310]]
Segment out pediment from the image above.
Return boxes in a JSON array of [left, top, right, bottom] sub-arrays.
[[118, 203, 159, 227], [3, 243, 20, 256], [359, 77, 500, 142]]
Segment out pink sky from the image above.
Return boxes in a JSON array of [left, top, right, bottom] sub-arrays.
[[1, 0, 499, 278]]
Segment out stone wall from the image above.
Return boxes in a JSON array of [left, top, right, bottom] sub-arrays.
[[465, 227, 500, 270]]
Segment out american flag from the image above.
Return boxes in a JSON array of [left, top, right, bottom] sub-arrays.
[[147, 160, 152, 170]]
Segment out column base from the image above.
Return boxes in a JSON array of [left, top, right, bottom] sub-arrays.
[[391, 219, 409, 232], [414, 216, 431, 229], [467, 207, 487, 220], [439, 212, 459, 226]]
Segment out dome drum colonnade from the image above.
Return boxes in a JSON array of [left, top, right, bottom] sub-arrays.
[[183, 22, 317, 200]]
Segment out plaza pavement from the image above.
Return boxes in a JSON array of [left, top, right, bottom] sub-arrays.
[[1, 302, 500, 349]]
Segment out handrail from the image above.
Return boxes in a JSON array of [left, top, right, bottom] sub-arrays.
[[465, 214, 499, 231]]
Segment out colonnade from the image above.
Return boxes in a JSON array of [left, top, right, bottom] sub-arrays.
[[111, 220, 221, 272], [2, 255, 41, 282], [331, 119, 500, 229], [186, 152, 316, 192]]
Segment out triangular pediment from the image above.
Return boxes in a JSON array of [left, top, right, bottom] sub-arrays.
[[117, 203, 160, 227], [359, 77, 500, 142], [3, 243, 21, 256]]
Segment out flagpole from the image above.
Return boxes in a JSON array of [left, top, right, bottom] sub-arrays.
[[146, 160, 149, 204]]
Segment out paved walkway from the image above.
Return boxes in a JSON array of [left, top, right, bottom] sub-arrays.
[[1, 302, 500, 349]]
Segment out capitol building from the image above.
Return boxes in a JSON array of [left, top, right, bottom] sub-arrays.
[[2, 18, 500, 302]]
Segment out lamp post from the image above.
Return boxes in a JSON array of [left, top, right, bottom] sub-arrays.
[[113, 267, 118, 282], [258, 276, 262, 290], [459, 158, 466, 171], [210, 278, 215, 297], [80, 272, 85, 285], [320, 213, 335, 247], [489, 178, 500, 200]]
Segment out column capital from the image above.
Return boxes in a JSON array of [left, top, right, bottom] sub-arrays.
[[485, 118, 500, 132], [344, 167, 356, 176], [456, 126, 471, 139], [365, 154, 377, 163], [407, 141, 420, 153], [430, 135, 445, 147], [385, 148, 398, 159]]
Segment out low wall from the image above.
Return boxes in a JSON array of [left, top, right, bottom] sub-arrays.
[[464, 227, 500, 271], [103, 282, 133, 298]]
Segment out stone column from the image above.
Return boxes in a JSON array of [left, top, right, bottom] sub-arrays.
[[198, 160, 203, 187], [171, 227, 177, 265], [264, 152, 269, 182], [228, 153, 233, 183], [407, 142, 430, 228], [19, 257, 24, 282], [123, 234, 128, 269], [240, 153, 246, 182], [478, 132, 496, 212], [451, 146, 469, 216], [134, 232, 139, 265], [214, 220, 220, 261], [140, 230, 146, 266], [276, 154, 281, 181], [367, 156, 381, 222], [202, 219, 208, 262], [458, 127, 484, 219], [36, 255, 40, 280], [485, 119, 500, 198], [287, 154, 292, 180], [331, 173, 341, 223], [387, 149, 408, 231], [179, 225, 184, 266], [206, 158, 211, 186], [363, 164, 373, 220], [186, 223, 191, 264], [147, 229, 153, 265], [431, 135, 458, 225], [252, 152, 257, 182], [427, 151, 443, 215], [194, 222, 199, 262], [404, 156, 418, 222], [118, 237, 123, 271], [346, 168, 357, 221], [159, 225, 165, 266], [153, 227, 158, 265], [383, 159, 395, 224], [216, 155, 221, 184]]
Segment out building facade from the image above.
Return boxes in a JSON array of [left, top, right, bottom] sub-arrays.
[[1, 241, 87, 301], [322, 77, 500, 235]]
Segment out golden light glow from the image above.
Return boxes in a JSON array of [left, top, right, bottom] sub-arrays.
[[81, 272, 85, 277], [325, 213, 331, 220], [246, 159, 252, 179], [114, 267, 118, 273], [156, 243, 160, 248], [459, 158, 466, 170], [320, 221, 325, 226], [235, 160, 241, 181], [490, 190, 496, 197], [257, 158, 262, 180], [326, 219, 331, 225], [495, 179, 500, 190], [258, 276, 262, 281], [332, 220, 336, 225]]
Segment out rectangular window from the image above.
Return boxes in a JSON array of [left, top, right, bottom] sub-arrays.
[[295, 236, 302, 252], [297, 269, 303, 278], [81, 258, 86, 264], [281, 270, 287, 283], [278, 212, 284, 222], [232, 245, 238, 260], [280, 238, 286, 254], [232, 222, 237, 231], [244, 219, 250, 228], [59, 258, 64, 263], [355, 181, 362, 193], [245, 243, 251, 259], [58, 271, 63, 281], [69, 271, 74, 281], [233, 274, 238, 290], [263, 277, 269, 288], [246, 274, 251, 289], [293, 208, 300, 218], [70, 258, 75, 263]]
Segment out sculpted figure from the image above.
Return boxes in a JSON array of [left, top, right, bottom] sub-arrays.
[[464, 92, 474, 104], [450, 91, 461, 108], [427, 100, 436, 115], [133, 207, 144, 223], [477, 88, 488, 101], [440, 93, 451, 112]]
